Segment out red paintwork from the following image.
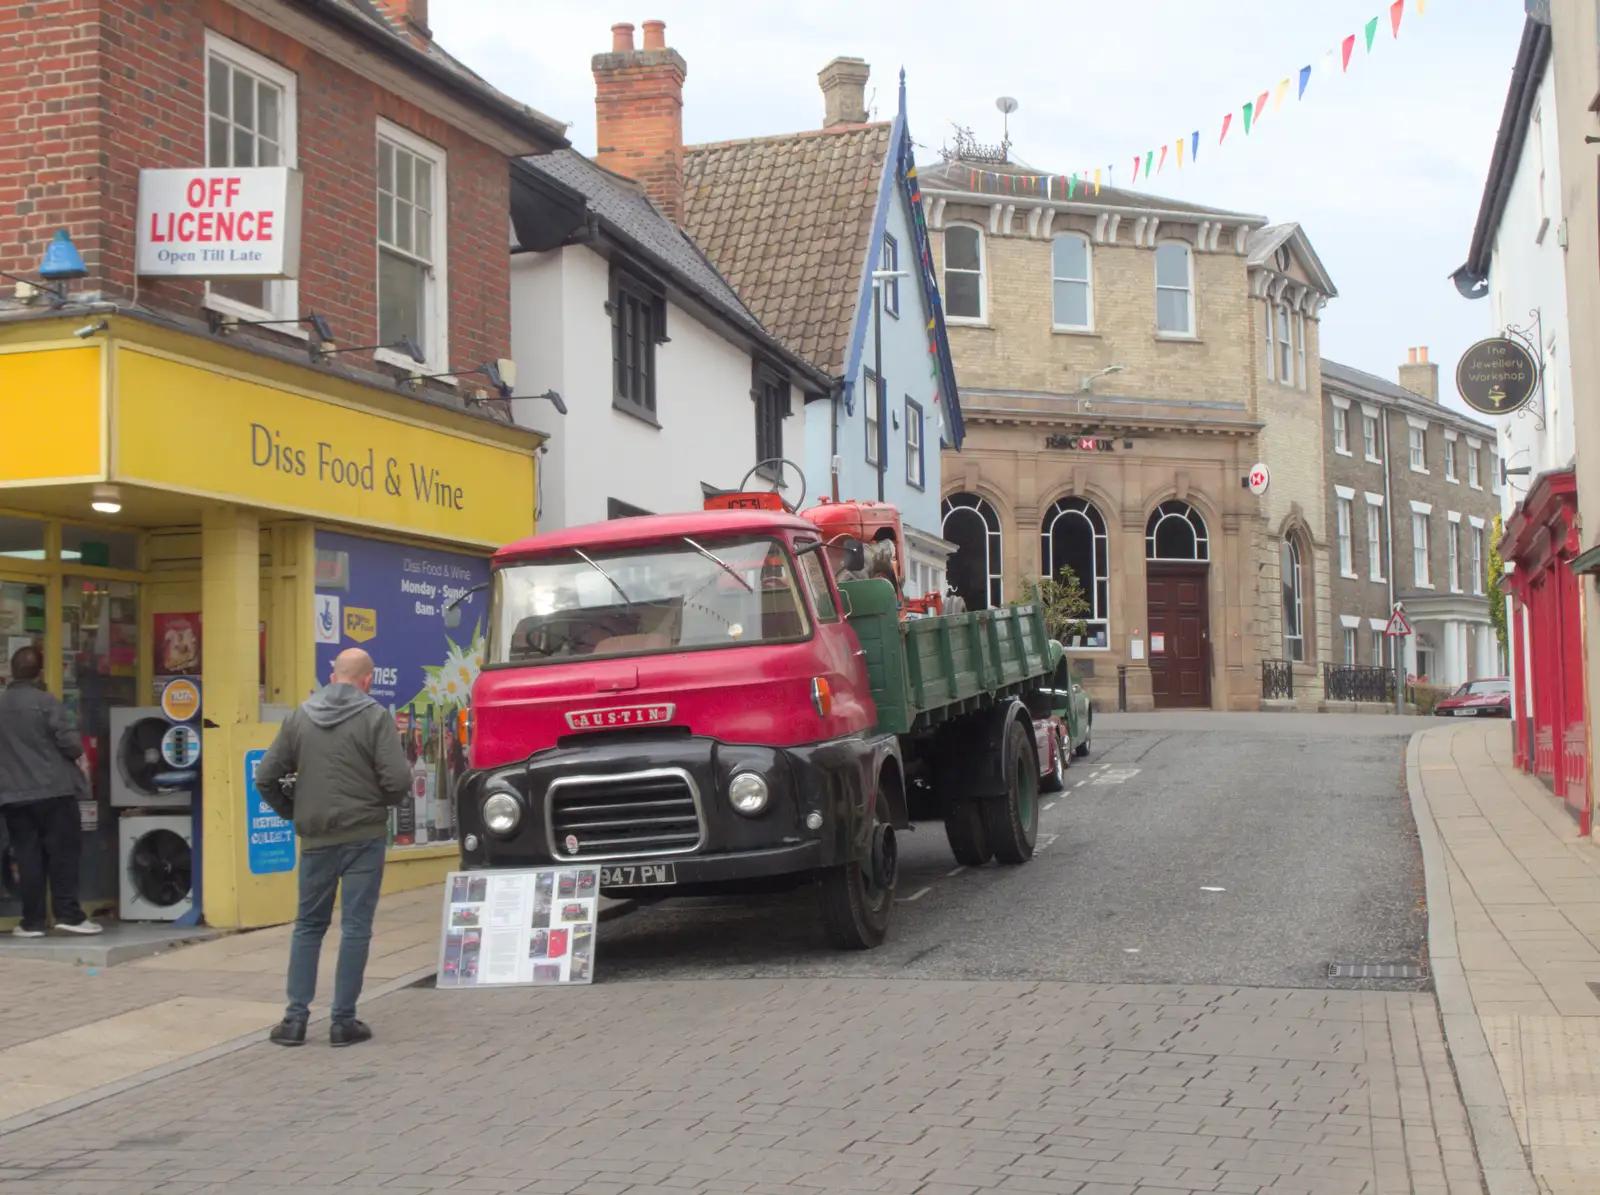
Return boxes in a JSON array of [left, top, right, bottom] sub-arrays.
[[473, 510, 881, 773], [1501, 469, 1589, 833], [1435, 682, 1512, 717], [803, 498, 908, 584], [1033, 715, 1063, 778]]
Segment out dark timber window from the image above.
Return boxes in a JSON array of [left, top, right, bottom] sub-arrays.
[[611, 268, 665, 420], [752, 362, 790, 479]]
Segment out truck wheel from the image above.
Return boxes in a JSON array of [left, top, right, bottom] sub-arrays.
[[942, 798, 992, 866], [1074, 722, 1092, 759], [1042, 730, 1067, 793], [983, 720, 1039, 865], [818, 782, 895, 950]]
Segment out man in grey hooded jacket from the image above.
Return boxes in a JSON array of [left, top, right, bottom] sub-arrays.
[[255, 648, 410, 1047]]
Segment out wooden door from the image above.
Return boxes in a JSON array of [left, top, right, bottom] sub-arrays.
[[1146, 564, 1211, 708]]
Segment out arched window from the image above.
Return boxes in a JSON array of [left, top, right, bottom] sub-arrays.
[[943, 225, 984, 321], [1154, 241, 1194, 336], [942, 492, 1002, 609], [1281, 536, 1305, 662], [1146, 501, 1209, 561], [1041, 497, 1109, 647], [1051, 233, 1092, 330]]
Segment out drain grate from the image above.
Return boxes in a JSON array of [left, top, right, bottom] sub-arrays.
[[1328, 962, 1424, 979]]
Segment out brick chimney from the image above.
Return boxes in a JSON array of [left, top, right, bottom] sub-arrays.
[[1398, 346, 1439, 402], [819, 57, 870, 127], [370, 0, 431, 50], [593, 20, 688, 222]]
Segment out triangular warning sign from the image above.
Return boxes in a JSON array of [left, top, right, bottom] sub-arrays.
[[1384, 608, 1412, 637]]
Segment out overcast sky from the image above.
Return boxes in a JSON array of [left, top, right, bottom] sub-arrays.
[[431, 0, 1524, 413]]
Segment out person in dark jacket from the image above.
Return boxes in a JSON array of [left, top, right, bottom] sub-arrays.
[[0, 645, 99, 937], [254, 648, 410, 1047]]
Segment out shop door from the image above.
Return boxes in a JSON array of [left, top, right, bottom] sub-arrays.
[[1146, 564, 1211, 708], [0, 576, 50, 917]]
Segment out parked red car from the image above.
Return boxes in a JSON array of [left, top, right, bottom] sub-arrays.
[[1434, 678, 1512, 717]]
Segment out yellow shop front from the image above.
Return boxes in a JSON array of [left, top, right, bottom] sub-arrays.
[[0, 316, 542, 929]]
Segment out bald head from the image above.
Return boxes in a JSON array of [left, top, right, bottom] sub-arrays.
[[331, 648, 376, 691]]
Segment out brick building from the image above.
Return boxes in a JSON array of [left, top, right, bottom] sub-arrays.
[[0, 0, 561, 929], [1321, 349, 1503, 691], [919, 154, 1335, 710]]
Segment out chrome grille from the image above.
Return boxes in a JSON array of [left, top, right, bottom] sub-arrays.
[[546, 768, 703, 861]]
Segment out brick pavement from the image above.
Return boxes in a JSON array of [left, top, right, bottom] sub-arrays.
[[0, 978, 1481, 1195]]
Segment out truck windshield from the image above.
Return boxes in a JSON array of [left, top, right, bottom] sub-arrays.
[[488, 536, 812, 666]]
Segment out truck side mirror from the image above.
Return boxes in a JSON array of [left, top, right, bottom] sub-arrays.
[[841, 538, 865, 572]]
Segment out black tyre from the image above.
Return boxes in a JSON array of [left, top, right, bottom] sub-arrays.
[[818, 780, 895, 950], [942, 796, 992, 865], [1074, 713, 1092, 758], [1041, 729, 1067, 793], [982, 720, 1039, 865]]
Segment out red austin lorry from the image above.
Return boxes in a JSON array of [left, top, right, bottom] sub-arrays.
[[451, 490, 1070, 949]]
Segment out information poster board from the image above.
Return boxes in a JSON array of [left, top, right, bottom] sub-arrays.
[[437, 868, 597, 988], [243, 749, 296, 874]]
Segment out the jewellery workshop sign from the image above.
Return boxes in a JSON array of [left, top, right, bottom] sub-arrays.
[[1455, 337, 1538, 416]]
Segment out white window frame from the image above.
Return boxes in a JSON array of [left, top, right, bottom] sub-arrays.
[[1343, 626, 1357, 665], [202, 33, 299, 328], [1467, 437, 1483, 489], [1370, 618, 1388, 667], [1362, 407, 1382, 463], [1444, 437, 1457, 482], [942, 223, 986, 324], [1335, 487, 1356, 578], [1447, 513, 1462, 593], [881, 232, 900, 318], [1296, 311, 1307, 390], [375, 118, 449, 373], [1365, 494, 1385, 582], [1276, 301, 1294, 382], [1154, 240, 1195, 338], [1331, 397, 1351, 455], [1470, 516, 1486, 595], [1281, 536, 1305, 662], [905, 397, 924, 489], [1411, 503, 1432, 588], [864, 368, 881, 467], [1051, 232, 1093, 332], [1264, 303, 1276, 381]]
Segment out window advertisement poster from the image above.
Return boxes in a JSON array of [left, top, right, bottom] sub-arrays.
[[312, 532, 490, 849], [437, 868, 597, 988]]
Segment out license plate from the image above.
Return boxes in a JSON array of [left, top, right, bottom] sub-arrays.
[[600, 863, 676, 886], [1453, 709, 1476, 716]]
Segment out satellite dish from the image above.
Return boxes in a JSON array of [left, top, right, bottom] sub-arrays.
[[996, 96, 1019, 114]]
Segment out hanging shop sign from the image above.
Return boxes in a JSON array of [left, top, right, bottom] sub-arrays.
[[437, 867, 598, 987], [135, 167, 304, 278], [1456, 337, 1538, 416]]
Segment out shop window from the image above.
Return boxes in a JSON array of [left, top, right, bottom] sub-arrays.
[[0, 581, 47, 679], [943, 492, 1002, 610], [1042, 496, 1110, 647], [0, 515, 46, 561], [1281, 537, 1304, 662], [62, 525, 138, 570], [377, 120, 448, 371], [62, 576, 139, 735]]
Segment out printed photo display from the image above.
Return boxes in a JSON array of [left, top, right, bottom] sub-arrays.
[[437, 867, 599, 987]]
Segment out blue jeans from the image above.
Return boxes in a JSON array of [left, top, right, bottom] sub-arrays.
[[284, 836, 386, 1025]]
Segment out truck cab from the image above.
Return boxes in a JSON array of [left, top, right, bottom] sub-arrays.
[[457, 507, 905, 949]]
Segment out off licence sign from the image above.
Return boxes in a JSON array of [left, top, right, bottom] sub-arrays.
[[135, 167, 303, 278]]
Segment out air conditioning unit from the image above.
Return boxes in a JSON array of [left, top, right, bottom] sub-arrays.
[[118, 814, 194, 921], [109, 707, 196, 808]]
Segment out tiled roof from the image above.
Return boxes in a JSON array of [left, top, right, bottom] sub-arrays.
[[683, 123, 893, 377], [520, 151, 763, 337], [916, 158, 1266, 223], [1320, 359, 1495, 435]]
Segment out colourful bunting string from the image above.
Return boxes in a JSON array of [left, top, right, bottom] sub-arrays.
[[940, 1, 1431, 198]]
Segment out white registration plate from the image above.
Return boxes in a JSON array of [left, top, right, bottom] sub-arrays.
[[1453, 709, 1477, 716], [600, 863, 677, 887]]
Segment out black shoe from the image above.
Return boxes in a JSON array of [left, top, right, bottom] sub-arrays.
[[269, 1019, 307, 1047], [329, 1019, 372, 1048]]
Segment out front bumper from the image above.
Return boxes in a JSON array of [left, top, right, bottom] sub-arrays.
[[456, 734, 870, 883]]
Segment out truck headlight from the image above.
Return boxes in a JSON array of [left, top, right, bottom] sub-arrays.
[[482, 789, 522, 836], [727, 772, 769, 816]]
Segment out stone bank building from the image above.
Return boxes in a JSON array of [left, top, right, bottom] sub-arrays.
[[922, 154, 1336, 710]]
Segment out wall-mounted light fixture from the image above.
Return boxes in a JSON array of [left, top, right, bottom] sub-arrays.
[[402, 358, 516, 396], [313, 334, 424, 367], [90, 484, 122, 515], [1079, 364, 1125, 392], [1, 229, 87, 305], [469, 389, 568, 416], [206, 308, 333, 345]]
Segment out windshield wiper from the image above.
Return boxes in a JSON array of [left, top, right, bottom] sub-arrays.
[[572, 548, 633, 609], [682, 537, 753, 592]]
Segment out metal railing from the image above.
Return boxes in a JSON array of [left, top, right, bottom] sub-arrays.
[[1324, 664, 1396, 704], [1262, 658, 1294, 700]]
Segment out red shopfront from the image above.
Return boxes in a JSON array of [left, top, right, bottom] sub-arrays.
[[1502, 469, 1589, 833]]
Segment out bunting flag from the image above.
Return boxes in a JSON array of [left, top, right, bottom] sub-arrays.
[[945, 0, 1434, 198]]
